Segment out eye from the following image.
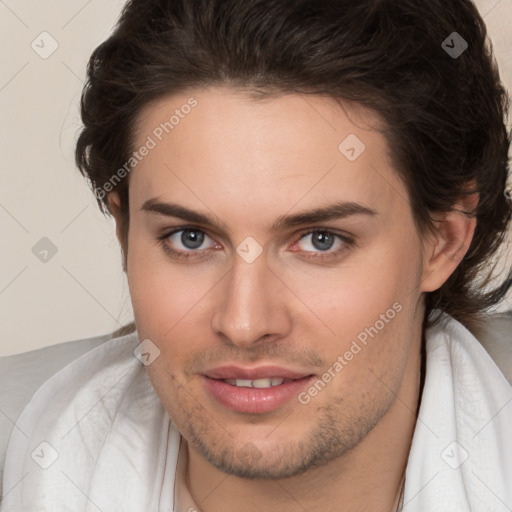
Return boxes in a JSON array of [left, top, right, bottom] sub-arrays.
[[298, 231, 341, 252], [291, 229, 353, 260], [159, 228, 221, 259], [170, 229, 209, 250], [159, 227, 353, 262]]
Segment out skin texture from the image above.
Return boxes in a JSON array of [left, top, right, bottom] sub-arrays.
[[109, 86, 477, 512]]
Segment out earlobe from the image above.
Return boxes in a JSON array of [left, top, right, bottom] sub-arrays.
[[420, 192, 478, 293]]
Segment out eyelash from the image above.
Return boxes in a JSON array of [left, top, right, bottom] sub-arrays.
[[157, 226, 355, 262]]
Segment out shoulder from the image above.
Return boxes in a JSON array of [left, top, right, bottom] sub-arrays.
[[425, 311, 512, 385], [0, 332, 119, 497], [466, 312, 512, 385]]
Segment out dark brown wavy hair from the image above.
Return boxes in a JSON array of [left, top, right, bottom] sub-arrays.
[[75, 0, 512, 332]]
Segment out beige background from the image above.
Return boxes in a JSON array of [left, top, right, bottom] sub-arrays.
[[1, 0, 511, 356]]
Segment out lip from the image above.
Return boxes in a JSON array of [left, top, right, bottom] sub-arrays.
[[201, 365, 315, 414]]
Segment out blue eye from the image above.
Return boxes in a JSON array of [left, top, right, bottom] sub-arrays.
[[295, 229, 353, 258], [159, 228, 220, 259], [167, 228, 218, 251], [172, 229, 206, 250], [299, 231, 338, 251], [158, 227, 353, 262]]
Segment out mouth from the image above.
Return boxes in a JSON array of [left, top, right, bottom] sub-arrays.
[[201, 365, 316, 413], [222, 377, 294, 388]]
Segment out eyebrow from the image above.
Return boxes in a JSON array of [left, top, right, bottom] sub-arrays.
[[141, 198, 377, 232]]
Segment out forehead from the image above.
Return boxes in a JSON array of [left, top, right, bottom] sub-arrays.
[[128, 86, 410, 229]]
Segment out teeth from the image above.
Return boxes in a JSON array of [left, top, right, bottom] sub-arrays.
[[236, 379, 253, 387], [252, 377, 285, 388], [224, 378, 287, 388]]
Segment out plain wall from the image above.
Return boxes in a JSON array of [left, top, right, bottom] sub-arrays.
[[1, 0, 511, 356]]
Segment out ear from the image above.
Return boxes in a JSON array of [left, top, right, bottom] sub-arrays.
[[107, 192, 128, 272], [420, 192, 479, 293], [107, 192, 124, 245]]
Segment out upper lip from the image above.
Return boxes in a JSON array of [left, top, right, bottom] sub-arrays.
[[203, 365, 314, 381]]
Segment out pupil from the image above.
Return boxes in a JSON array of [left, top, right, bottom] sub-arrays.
[[181, 230, 204, 249], [312, 232, 334, 251]]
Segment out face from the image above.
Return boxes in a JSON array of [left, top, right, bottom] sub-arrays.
[[116, 86, 429, 479]]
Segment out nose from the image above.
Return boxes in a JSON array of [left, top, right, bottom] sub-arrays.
[[210, 254, 292, 348]]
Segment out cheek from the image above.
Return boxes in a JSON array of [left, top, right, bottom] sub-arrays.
[[281, 240, 417, 336], [126, 216, 421, 365], [126, 234, 183, 339], [126, 232, 220, 364], [281, 243, 420, 389]]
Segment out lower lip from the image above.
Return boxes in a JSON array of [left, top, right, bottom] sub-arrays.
[[202, 376, 315, 414]]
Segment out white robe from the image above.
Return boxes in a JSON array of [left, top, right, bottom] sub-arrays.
[[1, 313, 511, 511]]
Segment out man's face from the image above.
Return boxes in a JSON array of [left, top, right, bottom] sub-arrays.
[[121, 86, 427, 478]]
